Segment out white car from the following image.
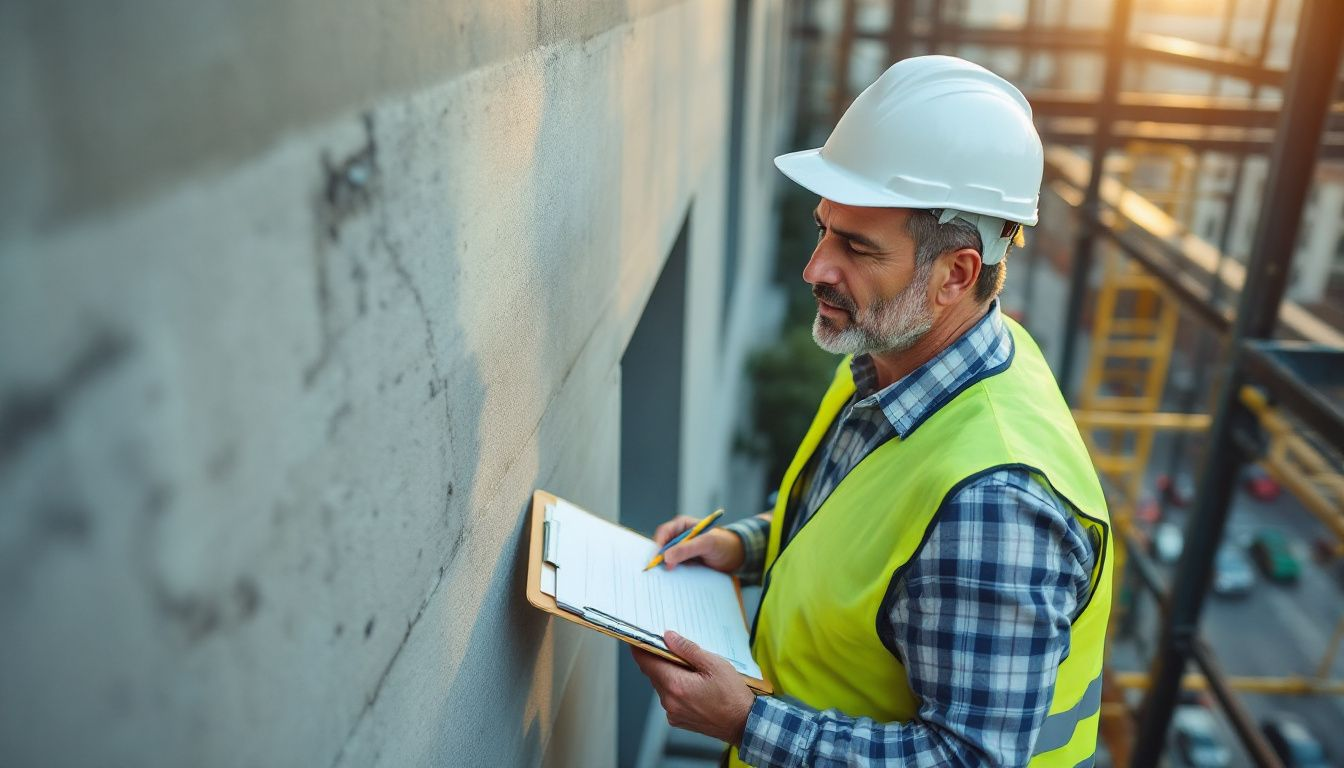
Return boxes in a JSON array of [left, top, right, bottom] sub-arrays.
[[1173, 706, 1231, 768], [1213, 545, 1255, 596], [1153, 522, 1184, 564]]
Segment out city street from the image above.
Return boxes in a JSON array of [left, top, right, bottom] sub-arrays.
[[1113, 476, 1344, 766]]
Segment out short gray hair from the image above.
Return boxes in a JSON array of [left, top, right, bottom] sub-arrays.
[[904, 210, 1007, 303]]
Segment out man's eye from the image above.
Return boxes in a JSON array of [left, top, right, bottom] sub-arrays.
[[815, 225, 825, 240]]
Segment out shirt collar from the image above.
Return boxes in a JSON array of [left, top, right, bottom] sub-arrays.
[[849, 299, 1014, 439]]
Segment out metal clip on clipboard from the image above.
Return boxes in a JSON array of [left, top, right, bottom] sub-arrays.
[[540, 504, 559, 596], [580, 607, 668, 651]]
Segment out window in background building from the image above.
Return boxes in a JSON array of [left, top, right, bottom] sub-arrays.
[[618, 210, 690, 768]]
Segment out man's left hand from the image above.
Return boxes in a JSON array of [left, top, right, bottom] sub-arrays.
[[630, 630, 756, 745]]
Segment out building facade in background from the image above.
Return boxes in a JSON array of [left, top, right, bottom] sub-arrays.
[[0, 2, 791, 765]]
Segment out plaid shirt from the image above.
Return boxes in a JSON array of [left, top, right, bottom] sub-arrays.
[[725, 301, 1096, 767]]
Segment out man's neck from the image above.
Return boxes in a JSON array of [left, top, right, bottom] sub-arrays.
[[868, 302, 990, 390]]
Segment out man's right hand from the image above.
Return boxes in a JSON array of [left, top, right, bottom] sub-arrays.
[[653, 516, 746, 574]]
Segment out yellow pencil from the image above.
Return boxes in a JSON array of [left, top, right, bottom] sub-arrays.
[[643, 509, 724, 571]]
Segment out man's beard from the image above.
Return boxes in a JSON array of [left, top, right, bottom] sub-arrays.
[[811, 265, 933, 356]]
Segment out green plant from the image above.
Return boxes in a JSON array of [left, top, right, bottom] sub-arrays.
[[738, 185, 840, 492]]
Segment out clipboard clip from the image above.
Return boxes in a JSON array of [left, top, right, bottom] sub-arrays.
[[543, 504, 559, 566], [581, 607, 668, 651]]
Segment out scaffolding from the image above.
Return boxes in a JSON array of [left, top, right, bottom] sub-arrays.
[[788, 0, 1344, 764]]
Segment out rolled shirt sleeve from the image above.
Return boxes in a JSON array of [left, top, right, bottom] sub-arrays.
[[724, 514, 772, 585]]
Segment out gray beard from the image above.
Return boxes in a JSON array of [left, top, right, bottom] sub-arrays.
[[812, 272, 933, 356]]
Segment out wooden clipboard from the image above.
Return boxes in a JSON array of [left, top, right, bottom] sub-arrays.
[[525, 489, 772, 694]]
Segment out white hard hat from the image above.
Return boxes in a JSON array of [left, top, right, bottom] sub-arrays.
[[775, 55, 1044, 264]]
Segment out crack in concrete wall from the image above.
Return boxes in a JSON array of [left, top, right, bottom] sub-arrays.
[[328, 550, 455, 768], [0, 328, 132, 467], [304, 112, 379, 390]]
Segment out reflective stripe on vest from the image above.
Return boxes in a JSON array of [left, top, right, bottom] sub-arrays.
[[1032, 672, 1104, 756]]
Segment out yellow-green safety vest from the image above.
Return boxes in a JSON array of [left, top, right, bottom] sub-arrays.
[[729, 317, 1112, 768]]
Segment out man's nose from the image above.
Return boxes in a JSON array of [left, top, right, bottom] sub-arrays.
[[802, 242, 841, 287]]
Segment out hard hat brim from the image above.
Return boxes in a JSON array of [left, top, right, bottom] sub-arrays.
[[774, 148, 927, 209], [774, 147, 1040, 225]]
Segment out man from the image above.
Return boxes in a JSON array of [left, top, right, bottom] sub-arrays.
[[631, 56, 1112, 767]]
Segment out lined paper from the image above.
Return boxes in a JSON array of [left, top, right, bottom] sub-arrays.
[[550, 499, 761, 678]]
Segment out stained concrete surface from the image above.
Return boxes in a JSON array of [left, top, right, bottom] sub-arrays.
[[0, 1, 789, 765]]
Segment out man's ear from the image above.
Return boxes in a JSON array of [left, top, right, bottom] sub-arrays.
[[933, 248, 982, 307]]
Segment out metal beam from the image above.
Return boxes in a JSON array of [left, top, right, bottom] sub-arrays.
[[832, 0, 858, 126], [885, 0, 913, 64], [1056, 0, 1135, 401], [1241, 343, 1344, 452], [1189, 641, 1288, 768], [1071, 411, 1212, 431], [931, 24, 1106, 50], [1128, 32, 1282, 88], [791, 0, 822, 149], [1130, 2, 1344, 765], [1029, 91, 1344, 130], [1038, 120, 1344, 159], [791, 23, 1108, 51], [1112, 670, 1344, 696]]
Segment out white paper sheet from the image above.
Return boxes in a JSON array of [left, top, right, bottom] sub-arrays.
[[550, 498, 761, 678]]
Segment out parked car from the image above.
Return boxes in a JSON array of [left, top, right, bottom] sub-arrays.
[[1244, 464, 1281, 501], [1212, 545, 1255, 597], [1172, 706, 1230, 768], [1261, 713, 1330, 767], [1152, 521, 1184, 564], [1250, 529, 1301, 583]]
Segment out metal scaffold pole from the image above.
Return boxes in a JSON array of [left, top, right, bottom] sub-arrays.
[[1129, 1, 1344, 765], [1057, 0, 1135, 401], [832, 0, 858, 126], [885, 0, 912, 64]]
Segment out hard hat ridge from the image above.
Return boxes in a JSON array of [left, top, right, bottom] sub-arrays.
[[878, 55, 1033, 118]]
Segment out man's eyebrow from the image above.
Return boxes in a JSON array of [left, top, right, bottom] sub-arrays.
[[812, 208, 884, 250]]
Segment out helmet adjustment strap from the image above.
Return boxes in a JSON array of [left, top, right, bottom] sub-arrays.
[[932, 208, 1021, 266]]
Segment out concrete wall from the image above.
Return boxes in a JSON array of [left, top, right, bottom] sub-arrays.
[[0, 1, 787, 766]]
